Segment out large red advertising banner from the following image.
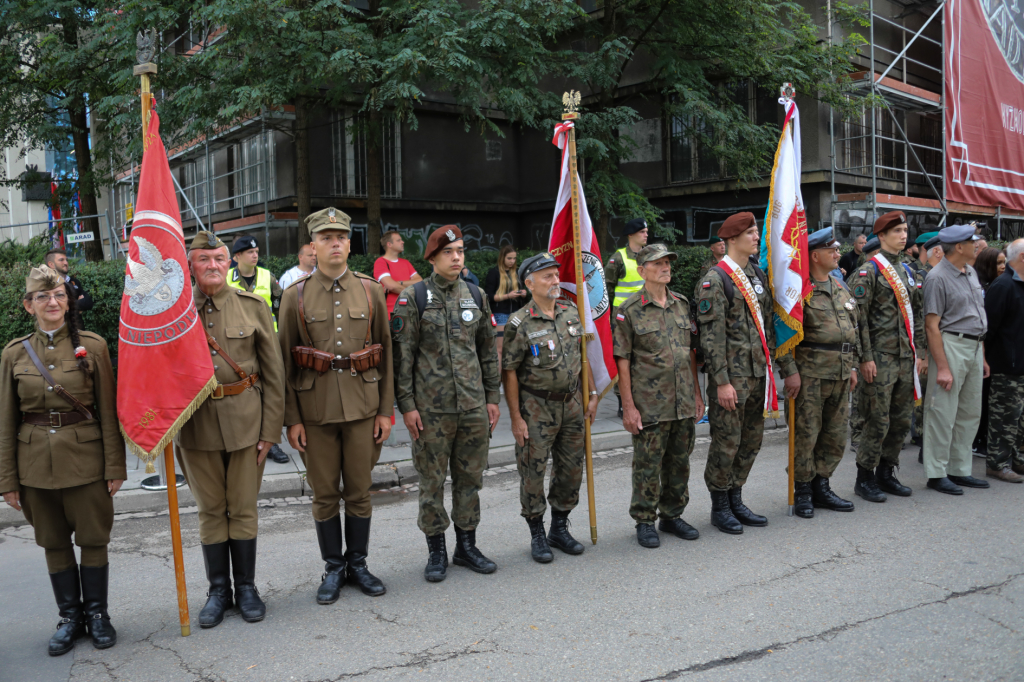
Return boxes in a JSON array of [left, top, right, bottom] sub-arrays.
[[946, 0, 1024, 210]]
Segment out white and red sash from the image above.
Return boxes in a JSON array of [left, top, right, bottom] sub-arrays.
[[871, 254, 922, 401], [718, 255, 779, 417]]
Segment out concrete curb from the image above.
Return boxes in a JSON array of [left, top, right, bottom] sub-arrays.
[[0, 425, 790, 529]]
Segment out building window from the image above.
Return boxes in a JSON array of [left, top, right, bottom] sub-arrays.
[[331, 112, 402, 199], [836, 104, 906, 182], [177, 156, 212, 220], [228, 132, 276, 208]]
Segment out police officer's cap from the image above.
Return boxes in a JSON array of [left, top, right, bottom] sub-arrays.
[[623, 218, 648, 236], [807, 227, 838, 251], [636, 243, 678, 266], [231, 235, 259, 255], [518, 253, 560, 284], [938, 223, 979, 244]]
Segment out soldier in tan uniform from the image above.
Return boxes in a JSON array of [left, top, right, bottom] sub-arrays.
[[0, 266, 125, 656], [279, 208, 394, 603], [176, 232, 285, 628]]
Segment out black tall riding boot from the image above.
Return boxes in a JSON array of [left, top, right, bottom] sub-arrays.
[[79, 564, 116, 649], [548, 510, 585, 555], [793, 481, 814, 518], [314, 516, 345, 604], [48, 566, 85, 656], [728, 487, 768, 526], [344, 515, 386, 597], [229, 538, 266, 622], [198, 542, 232, 628], [452, 526, 497, 574], [424, 533, 449, 583], [710, 490, 743, 534], [526, 516, 553, 563]]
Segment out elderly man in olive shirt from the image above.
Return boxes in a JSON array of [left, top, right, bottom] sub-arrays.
[[921, 224, 990, 495]]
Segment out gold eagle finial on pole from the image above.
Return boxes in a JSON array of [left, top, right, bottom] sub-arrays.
[[562, 90, 581, 120]]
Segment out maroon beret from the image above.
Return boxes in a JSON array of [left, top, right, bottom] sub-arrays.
[[424, 225, 463, 261], [873, 210, 906, 235], [718, 212, 757, 240]]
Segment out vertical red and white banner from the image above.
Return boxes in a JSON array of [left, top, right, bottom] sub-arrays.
[[117, 110, 216, 463], [549, 121, 617, 395]]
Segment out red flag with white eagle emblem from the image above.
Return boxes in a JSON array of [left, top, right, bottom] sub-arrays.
[[117, 110, 217, 463]]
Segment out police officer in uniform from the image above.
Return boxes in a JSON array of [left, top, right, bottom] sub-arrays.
[[696, 212, 776, 534], [846, 211, 927, 502], [615, 244, 704, 548], [279, 208, 394, 603], [502, 253, 597, 562], [776, 228, 859, 518], [391, 225, 501, 582], [177, 232, 285, 628], [1, 265, 125, 655]]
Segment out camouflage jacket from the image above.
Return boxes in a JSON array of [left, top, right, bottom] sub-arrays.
[[776, 275, 861, 380], [502, 301, 583, 394], [846, 249, 927, 362], [391, 272, 500, 414], [696, 261, 776, 386], [613, 285, 698, 423]]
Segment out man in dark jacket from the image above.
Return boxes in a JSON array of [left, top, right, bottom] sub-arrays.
[[45, 249, 93, 325], [985, 238, 1024, 483]]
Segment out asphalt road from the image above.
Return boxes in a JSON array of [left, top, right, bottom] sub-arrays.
[[2, 437, 1022, 682]]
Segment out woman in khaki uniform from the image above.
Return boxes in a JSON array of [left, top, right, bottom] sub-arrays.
[[0, 265, 126, 656]]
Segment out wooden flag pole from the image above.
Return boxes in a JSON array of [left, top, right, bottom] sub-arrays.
[[787, 396, 795, 517], [165, 444, 191, 636], [562, 94, 597, 545]]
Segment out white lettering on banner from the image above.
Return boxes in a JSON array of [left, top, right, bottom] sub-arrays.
[[1001, 103, 1024, 134]]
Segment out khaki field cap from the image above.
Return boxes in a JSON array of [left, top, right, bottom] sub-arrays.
[[306, 207, 352, 236], [189, 230, 226, 252], [424, 225, 463, 261], [636, 243, 678, 266], [26, 265, 63, 294]]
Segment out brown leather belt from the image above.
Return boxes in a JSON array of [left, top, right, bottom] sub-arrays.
[[211, 373, 260, 399], [331, 357, 352, 370], [23, 411, 90, 427], [521, 384, 578, 403]]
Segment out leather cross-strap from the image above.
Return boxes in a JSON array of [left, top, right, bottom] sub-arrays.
[[19, 340, 94, 421], [205, 331, 260, 398]]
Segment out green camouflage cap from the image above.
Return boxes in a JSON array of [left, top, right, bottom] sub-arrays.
[[305, 207, 351, 236], [636, 243, 678, 266], [25, 264, 63, 294], [189, 230, 226, 252]]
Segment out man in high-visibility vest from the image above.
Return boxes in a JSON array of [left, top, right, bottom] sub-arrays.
[[228, 235, 288, 464], [605, 218, 648, 417]]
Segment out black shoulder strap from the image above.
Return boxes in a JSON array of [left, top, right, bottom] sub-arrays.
[[466, 282, 483, 310], [711, 265, 735, 306], [413, 281, 428, 318]]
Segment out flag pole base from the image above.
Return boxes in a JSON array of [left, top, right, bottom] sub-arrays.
[[180, 624, 191, 637], [787, 505, 795, 517], [590, 527, 597, 545]]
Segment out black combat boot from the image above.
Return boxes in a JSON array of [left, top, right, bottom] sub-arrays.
[[79, 565, 116, 649], [48, 566, 85, 656], [424, 534, 448, 583], [548, 510, 585, 554], [344, 515, 386, 596], [635, 523, 660, 548], [198, 542, 233, 628], [658, 517, 700, 540], [314, 516, 345, 604], [452, 526, 497, 574], [811, 475, 855, 512], [526, 516, 553, 563], [876, 464, 912, 497], [728, 487, 768, 526], [854, 465, 887, 503], [228, 538, 266, 622], [710, 490, 743, 534], [793, 481, 814, 518]]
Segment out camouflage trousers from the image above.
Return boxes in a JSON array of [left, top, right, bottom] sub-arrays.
[[849, 384, 862, 451], [515, 392, 584, 518], [411, 407, 489, 536], [791, 376, 851, 482], [912, 374, 927, 442], [854, 353, 915, 470], [987, 374, 1024, 471], [630, 418, 696, 523], [705, 375, 767, 492]]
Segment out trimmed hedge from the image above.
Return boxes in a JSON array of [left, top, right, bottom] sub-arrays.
[[0, 244, 709, 358]]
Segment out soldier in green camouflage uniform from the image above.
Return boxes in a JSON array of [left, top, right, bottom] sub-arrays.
[[614, 244, 704, 549], [391, 226, 501, 582], [776, 228, 859, 518], [986, 376, 1024, 477], [696, 212, 775, 535], [502, 254, 597, 562], [845, 211, 927, 503]]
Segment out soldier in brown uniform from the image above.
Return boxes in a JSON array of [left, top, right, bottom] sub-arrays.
[[177, 232, 285, 628], [0, 266, 125, 655], [502, 253, 597, 563], [279, 208, 394, 603]]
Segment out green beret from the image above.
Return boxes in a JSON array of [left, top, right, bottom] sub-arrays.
[[306, 207, 351, 236], [189, 230, 226, 251], [709, 236, 723, 245], [915, 231, 939, 245]]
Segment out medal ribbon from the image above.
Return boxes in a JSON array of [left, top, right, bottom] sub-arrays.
[[718, 255, 778, 416], [871, 254, 921, 401]]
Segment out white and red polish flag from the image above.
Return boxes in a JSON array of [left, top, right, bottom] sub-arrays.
[[548, 121, 617, 395], [117, 110, 216, 464]]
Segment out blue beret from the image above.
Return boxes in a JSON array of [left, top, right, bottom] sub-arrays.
[[938, 224, 979, 244], [624, 218, 648, 236], [518, 252, 560, 283], [807, 227, 837, 250], [864, 236, 881, 253]]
